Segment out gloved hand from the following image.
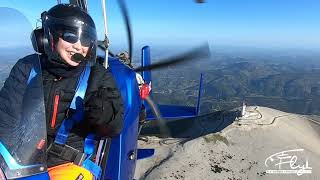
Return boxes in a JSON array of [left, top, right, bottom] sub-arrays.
[[85, 87, 115, 133]]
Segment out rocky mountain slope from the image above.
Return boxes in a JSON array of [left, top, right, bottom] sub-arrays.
[[136, 106, 320, 180]]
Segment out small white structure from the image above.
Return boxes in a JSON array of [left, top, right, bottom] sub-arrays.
[[241, 102, 249, 118], [239, 102, 259, 120]]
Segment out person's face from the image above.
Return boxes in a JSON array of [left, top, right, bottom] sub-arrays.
[[56, 37, 89, 66]]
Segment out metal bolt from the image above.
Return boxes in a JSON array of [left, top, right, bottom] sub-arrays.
[[129, 151, 135, 160]]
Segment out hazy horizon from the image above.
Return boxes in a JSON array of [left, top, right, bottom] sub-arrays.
[[1, 1, 320, 51]]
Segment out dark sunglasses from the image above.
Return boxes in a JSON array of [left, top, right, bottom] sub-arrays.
[[61, 32, 92, 47]]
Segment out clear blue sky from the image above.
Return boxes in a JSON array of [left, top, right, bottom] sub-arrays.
[[1, 0, 320, 50]]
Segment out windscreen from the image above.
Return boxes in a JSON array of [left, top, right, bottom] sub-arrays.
[[0, 7, 47, 179]]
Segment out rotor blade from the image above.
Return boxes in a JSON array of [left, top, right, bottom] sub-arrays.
[[195, 0, 205, 3], [118, 0, 133, 64], [145, 96, 171, 137], [134, 43, 210, 72]]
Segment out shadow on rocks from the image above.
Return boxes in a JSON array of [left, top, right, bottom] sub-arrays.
[[140, 110, 240, 141]]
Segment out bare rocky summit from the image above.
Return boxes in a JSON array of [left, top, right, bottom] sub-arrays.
[[135, 106, 320, 180]]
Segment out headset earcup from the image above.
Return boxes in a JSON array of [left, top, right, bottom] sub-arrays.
[[31, 28, 45, 53]]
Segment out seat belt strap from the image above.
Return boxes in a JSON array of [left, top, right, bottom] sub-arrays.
[[27, 68, 37, 85], [70, 64, 91, 110], [54, 64, 91, 145], [27, 56, 41, 85], [82, 156, 102, 179], [52, 64, 103, 178], [82, 133, 102, 179]]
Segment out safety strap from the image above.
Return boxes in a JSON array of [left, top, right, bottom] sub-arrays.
[[54, 64, 91, 145], [51, 64, 102, 178], [82, 134, 101, 178], [70, 65, 91, 110], [47, 143, 86, 164], [26, 59, 102, 177], [27, 68, 37, 85], [27, 56, 41, 85]]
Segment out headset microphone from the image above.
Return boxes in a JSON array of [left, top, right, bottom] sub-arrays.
[[71, 53, 85, 63]]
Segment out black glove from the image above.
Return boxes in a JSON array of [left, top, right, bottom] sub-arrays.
[[85, 87, 114, 127], [85, 87, 123, 138]]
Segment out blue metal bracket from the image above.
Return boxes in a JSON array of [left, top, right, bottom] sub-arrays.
[[137, 149, 155, 160]]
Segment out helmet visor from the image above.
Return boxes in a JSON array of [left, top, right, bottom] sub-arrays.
[[61, 31, 92, 47], [46, 15, 97, 47]]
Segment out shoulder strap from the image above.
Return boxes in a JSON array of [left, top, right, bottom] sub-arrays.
[[27, 56, 41, 85], [70, 64, 91, 110], [52, 64, 102, 178], [27, 68, 37, 85], [54, 64, 91, 145]]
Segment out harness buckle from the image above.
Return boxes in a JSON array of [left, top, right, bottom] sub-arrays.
[[47, 143, 66, 157], [74, 152, 87, 165], [48, 143, 86, 164]]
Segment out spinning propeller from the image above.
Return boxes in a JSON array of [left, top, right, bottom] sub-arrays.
[[98, 0, 211, 136]]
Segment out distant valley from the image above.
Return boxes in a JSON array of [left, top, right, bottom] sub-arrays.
[[1, 46, 319, 116], [151, 47, 320, 116]]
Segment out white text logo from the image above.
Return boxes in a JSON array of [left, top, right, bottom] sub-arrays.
[[265, 149, 312, 176]]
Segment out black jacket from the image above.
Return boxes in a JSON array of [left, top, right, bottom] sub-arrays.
[[0, 54, 124, 167]]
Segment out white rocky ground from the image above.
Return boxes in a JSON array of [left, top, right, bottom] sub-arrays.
[[135, 106, 320, 180]]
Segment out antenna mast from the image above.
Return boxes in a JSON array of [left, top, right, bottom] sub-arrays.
[[101, 0, 109, 68]]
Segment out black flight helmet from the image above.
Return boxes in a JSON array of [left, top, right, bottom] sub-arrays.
[[42, 4, 97, 65]]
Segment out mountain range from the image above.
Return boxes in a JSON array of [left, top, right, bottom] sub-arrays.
[[151, 49, 320, 115], [0, 46, 319, 115]]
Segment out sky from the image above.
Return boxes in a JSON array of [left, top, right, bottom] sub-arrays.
[[0, 0, 320, 50]]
